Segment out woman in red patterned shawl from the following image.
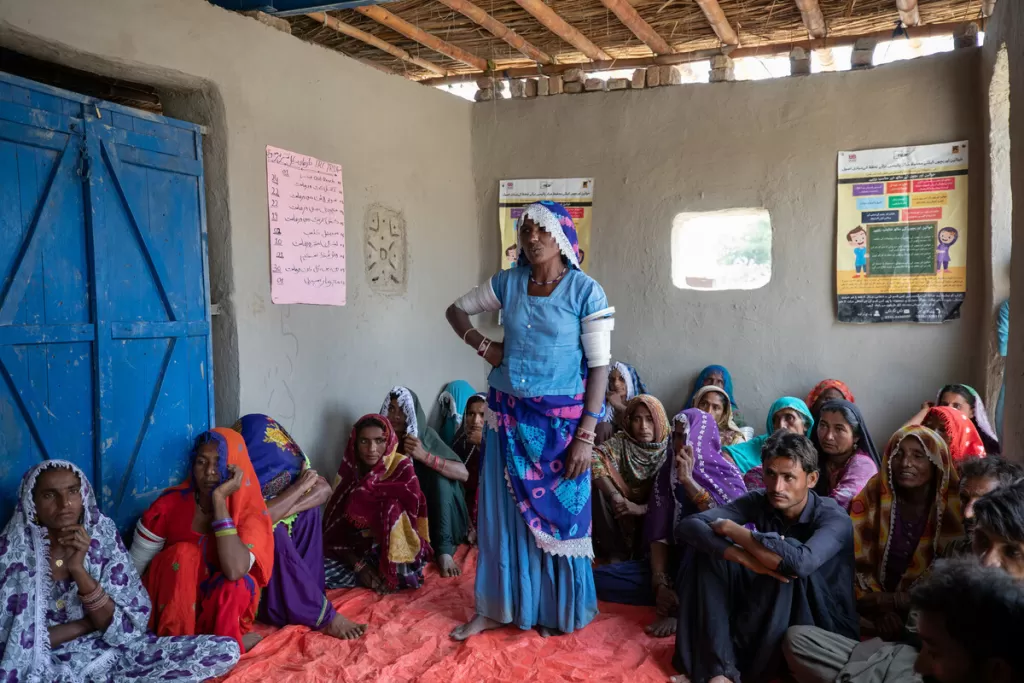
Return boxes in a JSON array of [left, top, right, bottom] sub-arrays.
[[132, 428, 274, 652], [322, 414, 432, 592]]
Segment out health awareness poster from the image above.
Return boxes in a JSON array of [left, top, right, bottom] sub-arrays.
[[836, 141, 968, 323], [499, 178, 593, 272]]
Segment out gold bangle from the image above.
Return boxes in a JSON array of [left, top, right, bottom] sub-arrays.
[[214, 528, 238, 537]]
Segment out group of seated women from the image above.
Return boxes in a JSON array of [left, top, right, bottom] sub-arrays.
[[0, 361, 1010, 681]]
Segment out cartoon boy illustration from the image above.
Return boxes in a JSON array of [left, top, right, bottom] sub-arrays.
[[936, 227, 959, 273], [505, 243, 518, 266], [847, 226, 868, 278]]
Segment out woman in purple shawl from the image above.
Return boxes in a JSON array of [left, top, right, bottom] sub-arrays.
[[234, 414, 367, 640], [592, 409, 747, 636]]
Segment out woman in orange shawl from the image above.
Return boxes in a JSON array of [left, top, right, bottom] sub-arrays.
[[922, 405, 986, 465], [322, 415, 432, 592], [131, 428, 274, 652], [849, 425, 962, 639]]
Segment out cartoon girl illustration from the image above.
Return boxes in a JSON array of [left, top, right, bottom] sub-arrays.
[[936, 227, 959, 273]]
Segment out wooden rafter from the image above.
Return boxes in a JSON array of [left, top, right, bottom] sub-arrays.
[[308, 12, 451, 76], [511, 0, 612, 61], [693, 0, 739, 46], [596, 0, 674, 55], [354, 5, 489, 71], [895, 0, 921, 26], [793, 0, 827, 38], [435, 0, 554, 64], [419, 19, 975, 85]]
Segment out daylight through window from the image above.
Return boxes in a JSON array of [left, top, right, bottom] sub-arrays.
[[671, 209, 772, 291]]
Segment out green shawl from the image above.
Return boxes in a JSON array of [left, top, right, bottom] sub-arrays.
[[723, 396, 814, 473]]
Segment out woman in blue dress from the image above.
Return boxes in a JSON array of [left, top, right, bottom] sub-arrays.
[[446, 200, 615, 639]]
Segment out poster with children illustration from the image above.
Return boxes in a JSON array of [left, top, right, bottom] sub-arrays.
[[836, 141, 968, 323], [499, 178, 594, 273]]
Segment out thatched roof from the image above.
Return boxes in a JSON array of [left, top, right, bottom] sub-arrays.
[[287, 0, 987, 82]]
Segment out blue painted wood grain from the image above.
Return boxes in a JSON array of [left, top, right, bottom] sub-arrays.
[[0, 73, 212, 534]]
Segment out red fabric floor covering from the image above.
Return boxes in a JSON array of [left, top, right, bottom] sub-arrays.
[[217, 546, 675, 682]]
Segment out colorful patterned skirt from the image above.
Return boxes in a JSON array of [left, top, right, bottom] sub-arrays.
[[473, 388, 597, 633]]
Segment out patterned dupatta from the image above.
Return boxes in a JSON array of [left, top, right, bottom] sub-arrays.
[[593, 395, 669, 502], [924, 406, 986, 464], [850, 426, 963, 596], [0, 461, 151, 682], [322, 415, 432, 588]]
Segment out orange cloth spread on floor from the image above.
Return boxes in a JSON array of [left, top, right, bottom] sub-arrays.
[[217, 546, 674, 682]]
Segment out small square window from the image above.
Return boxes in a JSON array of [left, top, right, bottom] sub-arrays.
[[671, 209, 772, 291]]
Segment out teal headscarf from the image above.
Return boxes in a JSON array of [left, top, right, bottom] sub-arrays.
[[438, 380, 479, 446], [723, 396, 814, 473]]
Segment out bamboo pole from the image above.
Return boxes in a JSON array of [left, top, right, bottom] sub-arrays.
[[693, 0, 740, 46], [435, 0, 554, 64], [307, 12, 451, 77], [354, 5, 490, 71], [596, 0, 674, 55], [510, 0, 612, 61], [793, 0, 828, 38], [896, 0, 921, 26], [416, 19, 981, 85]]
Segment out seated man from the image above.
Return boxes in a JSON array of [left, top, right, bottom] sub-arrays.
[[944, 456, 1024, 558], [671, 431, 858, 683], [784, 480, 1024, 683]]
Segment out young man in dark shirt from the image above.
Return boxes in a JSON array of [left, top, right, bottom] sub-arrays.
[[671, 430, 857, 683]]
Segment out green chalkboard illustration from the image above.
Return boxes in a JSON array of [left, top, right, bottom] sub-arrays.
[[936, 227, 959, 273], [867, 223, 936, 276], [847, 226, 868, 278]]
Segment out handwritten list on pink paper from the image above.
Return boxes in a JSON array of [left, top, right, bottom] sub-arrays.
[[266, 145, 346, 305]]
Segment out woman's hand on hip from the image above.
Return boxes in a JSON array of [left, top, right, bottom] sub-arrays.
[[564, 438, 593, 480], [482, 341, 504, 368]]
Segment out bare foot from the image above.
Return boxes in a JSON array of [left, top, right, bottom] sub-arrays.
[[645, 616, 677, 638], [438, 553, 461, 578], [709, 678, 734, 683], [668, 676, 690, 683], [241, 632, 263, 653], [324, 614, 367, 640], [450, 614, 502, 641], [537, 625, 562, 638]]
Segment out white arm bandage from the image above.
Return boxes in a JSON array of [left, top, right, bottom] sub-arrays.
[[453, 280, 501, 315], [130, 521, 165, 575], [581, 307, 615, 368]]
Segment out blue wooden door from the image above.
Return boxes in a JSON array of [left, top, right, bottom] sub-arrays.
[[0, 73, 213, 533]]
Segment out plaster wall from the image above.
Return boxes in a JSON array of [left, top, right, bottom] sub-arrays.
[[472, 51, 984, 440], [0, 0, 482, 472]]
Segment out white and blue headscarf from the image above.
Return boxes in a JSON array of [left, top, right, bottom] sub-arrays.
[[515, 201, 582, 270]]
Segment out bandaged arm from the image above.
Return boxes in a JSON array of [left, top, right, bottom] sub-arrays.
[[581, 307, 615, 368], [453, 280, 501, 315]]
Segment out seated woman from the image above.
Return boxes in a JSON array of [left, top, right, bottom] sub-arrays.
[[726, 396, 814, 479], [850, 425, 962, 640], [908, 384, 1000, 455], [597, 361, 647, 444], [806, 379, 855, 422], [382, 386, 469, 577], [234, 414, 366, 640], [644, 409, 747, 637], [812, 399, 880, 511], [690, 385, 750, 446], [322, 414, 431, 592], [451, 394, 486, 542], [921, 405, 986, 466], [1, 461, 240, 681], [682, 364, 745, 424], [592, 395, 670, 562], [438, 379, 480, 447], [133, 429, 274, 652]]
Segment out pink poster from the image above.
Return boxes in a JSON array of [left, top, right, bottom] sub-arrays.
[[266, 145, 346, 306]]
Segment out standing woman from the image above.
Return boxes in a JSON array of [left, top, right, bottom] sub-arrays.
[[446, 200, 614, 640]]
